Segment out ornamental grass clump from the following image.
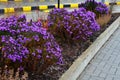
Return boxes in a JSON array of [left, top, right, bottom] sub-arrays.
[[0, 15, 62, 79], [79, 0, 109, 18], [48, 8, 100, 45]]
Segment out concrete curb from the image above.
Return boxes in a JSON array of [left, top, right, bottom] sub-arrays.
[[0, 2, 120, 14], [105, 2, 120, 6], [0, 0, 45, 2], [59, 16, 120, 80], [0, 0, 21, 2], [0, 3, 79, 14]]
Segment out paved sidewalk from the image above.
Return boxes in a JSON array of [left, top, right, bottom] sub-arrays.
[[78, 26, 120, 80]]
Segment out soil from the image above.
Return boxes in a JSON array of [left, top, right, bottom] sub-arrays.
[[0, 13, 120, 80], [28, 13, 120, 80]]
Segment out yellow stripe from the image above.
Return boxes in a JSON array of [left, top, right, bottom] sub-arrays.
[[28, 0, 34, 2], [50, 0, 54, 2], [23, 6, 31, 12], [14, 0, 22, 1], [40, 0, 45, 2], [117, 2, 120, 5], [55, 4, 63, 8], [70, 3, 79, 8], [43, 10, 50, 13], [105, 2, 109, 6], [4, 8, 15, 13], [0, 0, 7, 2], [4, 8, 14, 13], [39, 5, 48, 10]]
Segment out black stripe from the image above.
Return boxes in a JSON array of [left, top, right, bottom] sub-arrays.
[[0, 9, 4, 14], [8, 0, 14, 1], [109, 2, 117, 5], [78, 4, 82, 8], [63, 4, 70, 8], [48, 5, 55, 9], [14, 7, 22, 12], [31, 6, 39, 10]]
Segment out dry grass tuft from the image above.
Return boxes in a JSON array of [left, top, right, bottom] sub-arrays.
[[96, 14, 111, 26]]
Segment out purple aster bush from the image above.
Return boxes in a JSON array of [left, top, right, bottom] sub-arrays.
[[79, 0, 109, 18], [95, 2, 109, 14], [48, 8, 100, 45], [0, 15, 62, 78]]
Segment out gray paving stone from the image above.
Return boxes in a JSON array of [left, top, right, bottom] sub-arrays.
[[112, 51, 119, 55], [99, 61, 106, 67], [91, 58, 101, 64], [116, 69, 120, 75], [99, 72, 107, 78], [92, 69, 101, 76], [96, 62, 106, 71], [85, 65, 96, 74], [105, 75, 113, 80], [113, 75, 120, 80], [78, 74, 91, 80], [108, 55, 116, 63], [102, 64, 111, 72], [78, 26, 120, 80], [112, 56, 120, 67], [107, 74, 120, 80], [102, 55, 111, 61], [89, 76, 104, 80], [113, 78, 120, 80], [109, 67, 117, 74], [95, 53, 106, 60]]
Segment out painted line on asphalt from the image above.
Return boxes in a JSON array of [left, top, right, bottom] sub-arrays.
[[0, 2, 120, 14]]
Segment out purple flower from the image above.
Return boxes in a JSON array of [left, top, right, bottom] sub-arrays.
[[0, 15, 63, 75], [79, 0, 109, 17], [33, 35, 40, 41], [32, 52, 36, 56], [48, 8, 100, 42]]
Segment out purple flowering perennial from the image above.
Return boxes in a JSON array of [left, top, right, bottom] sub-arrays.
[[0, 15, 63, 75], [48, 8, 100, 43], [79, 0, 109, 17]]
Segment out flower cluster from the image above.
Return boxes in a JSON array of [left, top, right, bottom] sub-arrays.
[[79, 0, 109, 17], [48, 8, 100, 44], [0, 15, 62, 77], [95, 2, 109, 14]]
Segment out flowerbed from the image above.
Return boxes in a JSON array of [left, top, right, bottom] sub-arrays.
[[0, 0, 119, 80], [0, 15, 63, 80]]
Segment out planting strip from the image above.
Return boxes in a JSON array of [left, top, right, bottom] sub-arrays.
[[59, 16, 120, 80]]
